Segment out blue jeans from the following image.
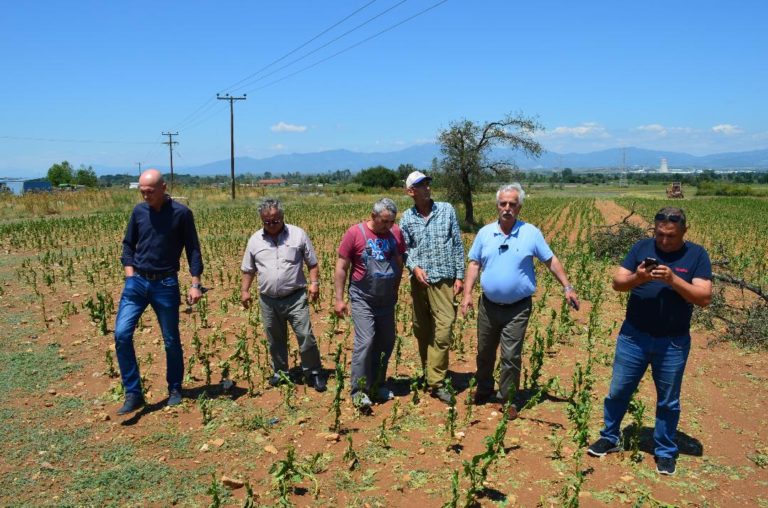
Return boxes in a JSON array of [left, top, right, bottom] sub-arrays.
[[600, 326, 691, 458], [114, 274, 182, 396]]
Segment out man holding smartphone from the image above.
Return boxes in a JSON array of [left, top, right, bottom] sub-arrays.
[[588, 207, 712, 476], [460, 183, 579, 419]]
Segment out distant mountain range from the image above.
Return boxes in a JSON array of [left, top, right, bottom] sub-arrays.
[[99, 145, 768, 176]]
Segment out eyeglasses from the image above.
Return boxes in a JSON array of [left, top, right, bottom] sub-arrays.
[[654, 213, 683, 223], [498, 201, 519, 208], [262, 219, 282, 226], [499, 244, 509, 254]]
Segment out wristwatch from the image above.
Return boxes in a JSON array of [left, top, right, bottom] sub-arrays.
[[191, 283, 203, 290]]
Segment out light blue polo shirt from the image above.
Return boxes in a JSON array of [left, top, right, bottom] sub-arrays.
[[467, 220, 553, 304]]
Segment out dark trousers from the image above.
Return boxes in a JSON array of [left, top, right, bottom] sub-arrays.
[[475, 294, 532, 401], [259, 291, 321, 375]]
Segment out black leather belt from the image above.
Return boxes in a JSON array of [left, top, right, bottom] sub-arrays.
[[263, 287, 305, 300], [135, 270, 177, 281], [482, 293, 530, 307]]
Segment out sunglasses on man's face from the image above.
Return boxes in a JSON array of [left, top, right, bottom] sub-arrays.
[[263, 219, 282, 226], [655, 213, 683, 223]]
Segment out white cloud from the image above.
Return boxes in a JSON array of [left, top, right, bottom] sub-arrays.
[[270, 144, 285, 151], [270, 121, 307, 133], [712, 123, 742, 135], [636, 123, 668, 135], [634, 124, 694, 137], [547, 122, 610, 138]]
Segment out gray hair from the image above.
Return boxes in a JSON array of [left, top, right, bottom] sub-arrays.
[[372, 197, 398, 217], [496, 183, 526, 205], [258, 198, 284, 217], [655, 206, 687, 228]]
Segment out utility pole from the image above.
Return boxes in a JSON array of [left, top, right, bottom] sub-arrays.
[[217, 93, 247, 199], [162, 132, 178, 192], [135, 162, 142, 178]]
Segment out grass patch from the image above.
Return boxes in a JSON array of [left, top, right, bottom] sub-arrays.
[[0, 345, 77, 398], [140, 429, 194, 460], [49, 395, 86, 416], [13, 427, 91, 463], [0, 468, 50, 503], [66, 459, 207, 506], [100, 443, 136, 464]]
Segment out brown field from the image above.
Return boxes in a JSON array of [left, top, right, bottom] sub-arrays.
[[1, 187, 766, 507]]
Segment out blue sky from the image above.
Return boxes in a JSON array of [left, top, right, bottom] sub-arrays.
[[1, 0, 766, 177]]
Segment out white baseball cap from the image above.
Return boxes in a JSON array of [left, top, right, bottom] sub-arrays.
[[405, 171, 432, 189]]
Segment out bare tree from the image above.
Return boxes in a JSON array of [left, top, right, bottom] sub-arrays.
[[438, 112, 543, 225]]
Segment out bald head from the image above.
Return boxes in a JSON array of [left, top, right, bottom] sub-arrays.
[[138, 169, 167, 210], [139, 168, 164, 186]]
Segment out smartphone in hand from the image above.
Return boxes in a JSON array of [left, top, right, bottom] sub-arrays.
[[643, 257, 659, 270]]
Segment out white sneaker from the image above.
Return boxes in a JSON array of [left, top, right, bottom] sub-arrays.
[[353, 392, 373, 409]]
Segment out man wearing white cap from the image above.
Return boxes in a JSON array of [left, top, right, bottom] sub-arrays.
[[400, 171, 465, 403]]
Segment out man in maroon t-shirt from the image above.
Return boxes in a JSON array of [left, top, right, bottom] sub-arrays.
[[334, 198, 405, 410]]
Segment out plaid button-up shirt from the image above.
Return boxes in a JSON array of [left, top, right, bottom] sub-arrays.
[[399, 201, 465, 283]]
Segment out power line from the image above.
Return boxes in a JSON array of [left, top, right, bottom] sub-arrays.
[[175, 102, 228, 133], [245, 0, 449, 94], [228, 0, 409, 93], [170, 97, 219, 132], [173, 1, 381, 133], [222, 0, 380, 93], [177, 0, 448, 134], [0, 135, 156, 144]]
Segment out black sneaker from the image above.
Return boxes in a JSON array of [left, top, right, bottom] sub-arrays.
[[430, 387, 452, 404], [117, 393, 145, 415], [473, 390, 495, 405], [655, 456, 676, 476], [587, 437, 621, 457], [167, 389, 183, 407], [308, 373, 327, 393]]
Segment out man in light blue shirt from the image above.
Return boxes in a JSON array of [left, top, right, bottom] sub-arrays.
[[460, 183, 579, 418]]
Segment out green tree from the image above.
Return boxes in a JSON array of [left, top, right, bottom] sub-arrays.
[[354, 165, 398, 188], [74, 165, 98, 187], [47, 161, 74, 186], [396, 163, 417, 182], [437, 112, 543, 225]]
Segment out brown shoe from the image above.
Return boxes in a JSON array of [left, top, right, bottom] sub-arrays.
[[503, 403, 518, 420]]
